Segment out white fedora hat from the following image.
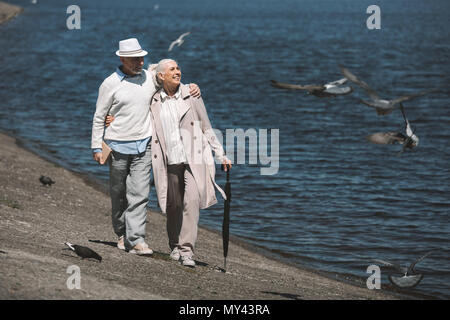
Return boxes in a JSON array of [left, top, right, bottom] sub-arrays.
[[115, 38, 148, 57]]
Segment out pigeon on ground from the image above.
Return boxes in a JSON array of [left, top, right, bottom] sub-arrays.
[[64, 242, 102, 262], [270, 78, 353, 97], [39, 175, 55, 186], [366, 103, 419, 154], [340, 66, 434, 115], [168, 32, 191, 52], [373, 250, 434, 288]]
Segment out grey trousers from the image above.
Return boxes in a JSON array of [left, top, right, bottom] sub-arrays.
[[166, 164, 200, 258], [109, 142, 152, 250]]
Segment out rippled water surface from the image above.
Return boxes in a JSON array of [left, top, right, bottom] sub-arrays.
[[1, 0, 449, 298]]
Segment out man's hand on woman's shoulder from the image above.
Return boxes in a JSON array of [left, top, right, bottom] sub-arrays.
[[189, 83, 201, 98]]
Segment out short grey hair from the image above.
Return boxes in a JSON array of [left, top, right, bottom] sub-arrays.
[[156, 59, 177, 75]]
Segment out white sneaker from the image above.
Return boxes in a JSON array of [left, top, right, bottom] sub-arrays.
[[181, 256, 196, 267], [129, 242, 153, 255], [170, 247, 181, 261], [117, 236, 125, 251]]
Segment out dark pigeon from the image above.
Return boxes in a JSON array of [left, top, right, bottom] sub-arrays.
[[65, 242, 102, 262], [39, 175, 55, 186]]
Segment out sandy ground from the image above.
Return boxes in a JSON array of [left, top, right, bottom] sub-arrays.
[[0, 1, 22, 25], [0, 132, 408, 300]]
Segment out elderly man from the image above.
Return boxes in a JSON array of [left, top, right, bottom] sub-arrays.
[[149, 59, 232, 267], [91, 39, 200, 255]]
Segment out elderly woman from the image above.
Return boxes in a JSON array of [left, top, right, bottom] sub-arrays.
[[150, 59, 231, 267]]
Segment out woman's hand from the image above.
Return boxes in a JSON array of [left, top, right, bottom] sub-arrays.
[[222, 158, 232, 172]]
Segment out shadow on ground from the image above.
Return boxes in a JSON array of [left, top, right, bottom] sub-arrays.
[[262, 291, 303, 300], [89, 239, 117, 248]]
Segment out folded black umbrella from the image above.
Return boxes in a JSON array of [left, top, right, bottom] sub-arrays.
[[222, 169, 231, 271]]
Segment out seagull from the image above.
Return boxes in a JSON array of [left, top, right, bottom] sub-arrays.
[[340, 66, 434, 115], [64, 242, 102, 262], [373, 250, 434, 289], [270, 78, 353, 97], [366, 103, 419, 154], [39, 175, 55, 186], [168, 32, 191, 52]]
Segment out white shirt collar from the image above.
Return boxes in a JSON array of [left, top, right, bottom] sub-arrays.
[[161, 86, 181, 101]]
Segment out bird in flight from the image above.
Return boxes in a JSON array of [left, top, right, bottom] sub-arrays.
[[398, 103, 419, 153], [270, 77, 353, 97], [373, 250, 435, 288], [340, 66, 434, 115], [168, 32, 191, 52], [366, 103, 419, 154]]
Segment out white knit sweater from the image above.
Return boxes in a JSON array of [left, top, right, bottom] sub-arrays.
[[91, 69, 157, 149]]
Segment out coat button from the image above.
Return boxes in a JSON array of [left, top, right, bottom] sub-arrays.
[[191, 122, 194, 126], [180, 136, 183, 141], [155, 139, 159, 144], [154, 155, 157, 159]]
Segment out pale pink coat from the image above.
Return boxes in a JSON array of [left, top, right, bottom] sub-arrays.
[[150, 85, 227, 213]]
